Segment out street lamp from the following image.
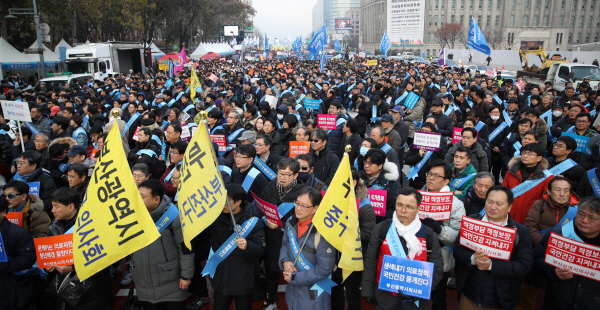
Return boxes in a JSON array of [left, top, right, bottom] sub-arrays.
[[5, 0, 46, 78]]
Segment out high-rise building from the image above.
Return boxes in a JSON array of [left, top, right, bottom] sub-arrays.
[[360, 0, 600, 55], [313, 0, 362, 41]]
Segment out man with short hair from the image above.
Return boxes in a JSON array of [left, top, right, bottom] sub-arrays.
[[159, 141, 187, 198], [548, 136, 585, 188], [339, 118, 363, 164], [449, 146, 478, 198], [253, 135, 281, 179], [14, 150, 57, 216], [66, 162, 89, 201], [454, 185, 533, 310], [3, 180, 50, 238], [309, 129, 340, 185], [232, 144, 268, 202], [428, 99, 454, 138], [533, 196, 600, 309], [369, 126, 401, 168], [295, 154, 326, 191], [459, 172, 495, 215], [26, 105, 52, 137], [561, 112, 600, 169], [51, 116, 70, 139]]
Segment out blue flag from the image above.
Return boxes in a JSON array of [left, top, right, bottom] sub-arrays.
[[264, 33, 269, 61], [168, 59, 174, 78], [335, 38, 341, 51], [320, 50, 326, 72], [380, 31, 391, 56], [468, 17, 491, 55], [308, 24, 327, 57]]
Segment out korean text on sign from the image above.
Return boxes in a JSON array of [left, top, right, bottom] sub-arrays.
[[368, 189, 387, 217], [317, 114, 337, 130], [451, 127, 463, 144], [251, 192, 283, 227], [459, 216, 517, 261], [6, 212, 23, 227], [34, 234, 74, 268], [1, 100, 32, 122], [210, 135, 227, 152], [417, 191, 454, 221], [289, 141, 310, 157], [413, 131, 441, 152], [544, 232, 600, 281], [378, 255, 434, 299]]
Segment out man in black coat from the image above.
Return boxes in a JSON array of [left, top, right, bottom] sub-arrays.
[[337, 118, 363, 164], [230, 145, 268, 203], [14, 150, 57, 218], [454, 186, 533, 310], [309, 129, 340, 185], [429, 97, 454, 138]]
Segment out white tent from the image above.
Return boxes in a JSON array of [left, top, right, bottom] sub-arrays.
[[28, 40, 61, 63], [0, 37, 39, 70], [54, 39, 72, 62], [149, 42, 165, 60], [190, 42, 235, 59]]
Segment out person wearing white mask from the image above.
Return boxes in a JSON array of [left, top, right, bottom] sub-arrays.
[[362, 187, 444, 309]]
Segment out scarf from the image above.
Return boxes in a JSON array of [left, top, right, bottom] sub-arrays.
[[392, 211, 423, 259], [385, 126, 394, 134], [19, 169, 38, 182], [466, 186, 486, 206], [276, 179, 297, 197]]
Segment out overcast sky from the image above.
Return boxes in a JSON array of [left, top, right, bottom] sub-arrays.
[[252, 0, 317, 40]]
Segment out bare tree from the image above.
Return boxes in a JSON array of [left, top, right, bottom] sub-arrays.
[[433, 23, 463, 50]]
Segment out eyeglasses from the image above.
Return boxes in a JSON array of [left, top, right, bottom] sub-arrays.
[[553, 143, 566, 149], [295, 200, 314, 209], [426, 172, 444, 180], [2, 193, 17, 199], [576, 119, 590, 123], [299, 166, 310, 171], [310, 139, 321, 143], [235, 155, 250, 160], [521, 151, 539, 157], [278, 172, 294, 178]]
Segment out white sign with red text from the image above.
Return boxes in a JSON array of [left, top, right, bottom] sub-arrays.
[[544, 232, 600, 281], [417, 191, 454, 221], [459, 216, 517, 261]]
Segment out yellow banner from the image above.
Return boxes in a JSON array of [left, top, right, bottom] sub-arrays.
[[190, 64, 201, 100], [367, 59, 378, 66], [73, 122, 160, 281], [177, 121, 227, 250], [313, 153, 363, 280]]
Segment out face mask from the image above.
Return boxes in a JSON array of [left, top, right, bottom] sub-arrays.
[[57, 99, 62, 103], [360, 146, 369, 156], [553, 110, 563, 117], [298, 172, 310, 182], [277, 114, 283, 120], [491, 115, 500, 121]]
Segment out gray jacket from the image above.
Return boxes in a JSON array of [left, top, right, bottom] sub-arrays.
[[30, 115, 52, 137], [403, 97, 426, 138], [279, 216, 336, 310], [130, 196, 194, 304], [445, 141, 489, 172]]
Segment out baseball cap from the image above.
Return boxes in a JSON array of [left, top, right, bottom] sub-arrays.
[[391, 106, 402, 114], [245, 94, 255, 101], [507, 97, 518, 104], [66, 145, 88, 157], [238, 130, 256, 144], [50, 106, 60, 116], [156, 93, 165, 99], [381, 114, 396, 123]]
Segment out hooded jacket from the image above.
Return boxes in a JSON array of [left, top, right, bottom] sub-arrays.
[[309, 146, 340, 185], [502, 156, 553, 224], [524, 192, 580, 247], [360, 160, 401, 221], [11, 193, 51, 238]]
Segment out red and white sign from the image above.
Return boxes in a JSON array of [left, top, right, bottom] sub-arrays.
[[6, 211, 23, 227], [219, 58, 226, 62], [209, 74, 219, 83], [33, 234, 74, 268], [459, 216, 517, 261], [210, 134, 227, 152], [514, 80, 525, 93], [317, 114, 337, 130], [132, 126, 141, 141], [544, 232, 600, 281], [289, 141, 310, 157], [251, 192, 283, 227], [368, 189, 387, 217], [451, 127, 463, 144], [417, 191, 454, 221], [485, 69, 495, 77]]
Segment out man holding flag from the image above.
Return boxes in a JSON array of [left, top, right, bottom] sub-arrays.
[[380, 31, 391, 56]]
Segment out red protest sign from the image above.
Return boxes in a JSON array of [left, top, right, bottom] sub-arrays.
[[289, 141, 310, 157], [417, 191, 454, 221], [317, 114, 337, 130], [485, 69, 495, 77], [545, 232, 600, 281], [459, 216, 517, 261], [6, 211, 23, 227], [210, 134, 227, 153], [34, 234, 74, 268], [209, 74, 219, 83], [132, 126, 141, 141], [251, 192, 283, 227], [451, 127, 463, 144], [368, 189, 387, 217], [515, 80, 525, 92]]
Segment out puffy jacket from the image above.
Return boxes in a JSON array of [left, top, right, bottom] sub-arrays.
[[524, 193, 580, 247], [430, 112, 454, 137], [445, 141, 489, 172], [0, 218, 37, 310], [454, 214, 533, 310], [28, 115, 52, 137], [279, 216, 336, 310], [260, 179, 306, 271], [502, 156, 553, 224], [449, 163, 478, 198], [309, 147, 340, 185], [404, 97, 426, 138], [360, 161, 401, 222], [131, 196, 194, 304], [207, 203, 265, 295], [10, 193, 50, 238]]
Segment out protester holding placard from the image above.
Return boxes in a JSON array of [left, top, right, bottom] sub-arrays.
[[46, 187, 113, 310], [445, 128, 489, 172], [503, 144, 553, 224], [406, 123, 447, 190], [454, 185, 533, 310], [359, 149, 401, 222], [0, 196, 37, 310], [261, 158, 305, 310], [533, 196, 600, 310], [362, 187, 443, 309], [459, 172, 495, 216], [421, 161, 465, 309], [4, 181, 50, 238]]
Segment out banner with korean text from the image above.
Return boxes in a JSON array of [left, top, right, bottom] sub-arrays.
[[34, 234, 74, 268], [289, 141, 310, 157], [318, 114, 337, 130], [73, 122, 160, 281], [459, 216, 517, 260], [417, 191, 454, 221], [545, 232, 600, 281], [378, 255, 434, 299]]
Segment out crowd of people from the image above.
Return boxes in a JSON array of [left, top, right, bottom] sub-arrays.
[[1, 54, 600, 310]]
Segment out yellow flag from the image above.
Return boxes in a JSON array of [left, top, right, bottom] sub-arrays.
[[177, 121, 227, 250], [190, 64, 201, 101], [313, 153, 363, 281], [73, 122, 160, 281]]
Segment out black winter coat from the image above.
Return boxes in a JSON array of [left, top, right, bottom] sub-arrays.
[[431, 112, 454, 137], [260, 179, 306, 271], [0, 133, 13, 169], [309, 147, 340, 185], [454, 214, 533, 310], [231, 167, 268, 203], [25, 168, 58, 217], [336, 133, 363, 165]]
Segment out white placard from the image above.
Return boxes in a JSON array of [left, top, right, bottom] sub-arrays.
[[265, 95, 278, 109], [1, 100, 32, 122]]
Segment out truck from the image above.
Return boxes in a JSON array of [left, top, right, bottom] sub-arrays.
[[518, 62, 600, 92], [65, 41, 146, 81]]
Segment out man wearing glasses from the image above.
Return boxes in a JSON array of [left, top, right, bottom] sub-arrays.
[[547, 136, 585, 188], [279, 187, 336, 310], [308, 129, 340, 186], [159, 141, 187, 199], [3, 180, 50, 238], [231, 144, 267, 203]]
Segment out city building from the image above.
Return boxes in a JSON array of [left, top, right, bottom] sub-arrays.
[[312, 0, 362, 42]]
